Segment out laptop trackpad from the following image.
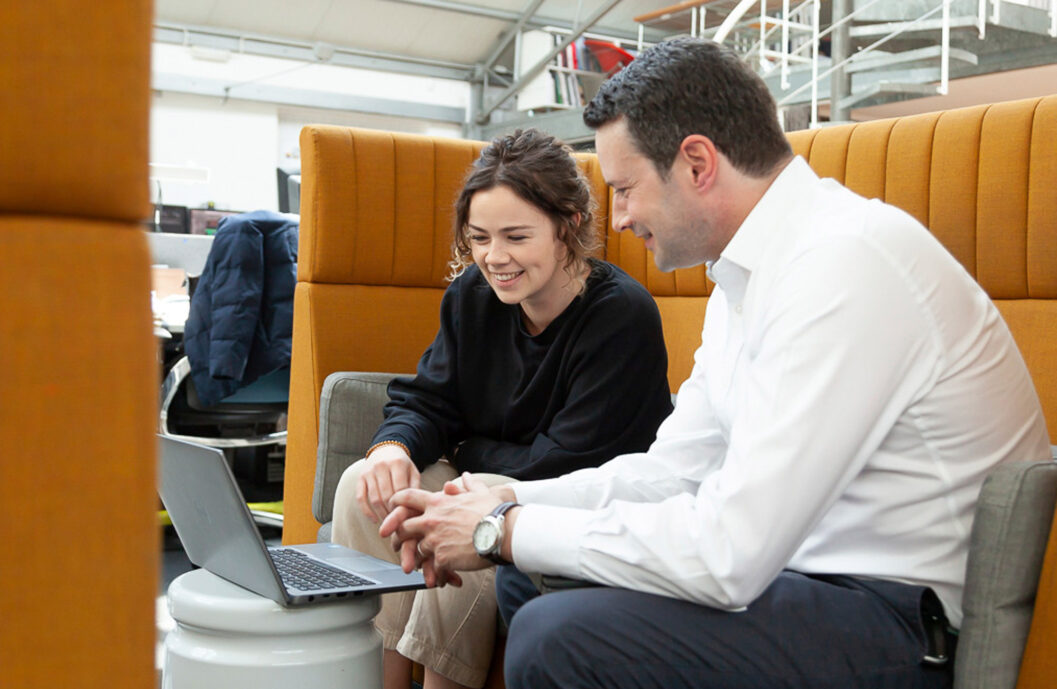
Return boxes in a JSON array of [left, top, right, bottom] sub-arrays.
[[328, 556, 397, 573]]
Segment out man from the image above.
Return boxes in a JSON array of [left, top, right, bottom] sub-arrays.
[[381, 37, 1051, 688]]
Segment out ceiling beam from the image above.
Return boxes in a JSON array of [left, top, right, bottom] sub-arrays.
[[382, 0, 651, 44], [478, 107, 595, 144], [154, 23, 475, 82], [153, 73, 466, 123], [481, 0, 548, 75]]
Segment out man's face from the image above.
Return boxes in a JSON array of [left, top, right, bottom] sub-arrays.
[[595, 119, 716, 271]]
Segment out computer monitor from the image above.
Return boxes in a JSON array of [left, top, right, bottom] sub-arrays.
[[189, 209, 240, 236], [277, 167, 301, 214], [157, 205, 189, 234]]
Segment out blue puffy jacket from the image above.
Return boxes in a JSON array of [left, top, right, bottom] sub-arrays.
[[183, 210, 298, 406]]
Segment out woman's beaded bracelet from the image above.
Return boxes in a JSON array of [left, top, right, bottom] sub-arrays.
[[365, 439, 411, 460]]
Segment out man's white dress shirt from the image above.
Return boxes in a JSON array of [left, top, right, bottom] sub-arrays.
[[511, 157, 1050, 626]]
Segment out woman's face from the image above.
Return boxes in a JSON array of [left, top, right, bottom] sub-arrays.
[[466, 185, 570, 316]]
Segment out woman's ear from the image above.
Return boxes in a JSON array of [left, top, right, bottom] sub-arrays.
[[555, 217, 572, 243], [554, 221, 571, 259]]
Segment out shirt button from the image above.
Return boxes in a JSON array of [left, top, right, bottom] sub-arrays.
[[734, 304, 743, 314]]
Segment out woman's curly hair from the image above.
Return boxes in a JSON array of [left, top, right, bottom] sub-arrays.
[[449, 128, 600, 288]]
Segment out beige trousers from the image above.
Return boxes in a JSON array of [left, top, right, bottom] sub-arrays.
[[332, 459, 513, 688]]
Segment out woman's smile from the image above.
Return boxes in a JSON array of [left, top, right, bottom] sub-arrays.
[[490, 270, 524, 286]]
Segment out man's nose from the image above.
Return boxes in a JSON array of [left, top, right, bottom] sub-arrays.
[[611, 196, 631, 233], [611, 209, 632, 234]]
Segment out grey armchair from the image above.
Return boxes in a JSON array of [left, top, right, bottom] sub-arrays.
[[954, 458, 1057, 688], [313, 371, 404, 542]]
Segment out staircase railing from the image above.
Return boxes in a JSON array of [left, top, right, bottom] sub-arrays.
[[713, 0, 983, 128]]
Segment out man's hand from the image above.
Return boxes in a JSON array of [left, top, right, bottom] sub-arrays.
[[356, 444, 421, 524], [380, 473, 504, 587]]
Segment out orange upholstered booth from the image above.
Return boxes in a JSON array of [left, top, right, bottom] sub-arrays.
[[0, 3, 158, 688], [286, 96, 1057, 687]]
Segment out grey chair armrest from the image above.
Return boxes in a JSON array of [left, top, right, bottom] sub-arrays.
[[312, 371, 404, 528], [954, 459, 1057, 689]]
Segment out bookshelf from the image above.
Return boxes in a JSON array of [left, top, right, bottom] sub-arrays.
[[515, 29, 635, 113]]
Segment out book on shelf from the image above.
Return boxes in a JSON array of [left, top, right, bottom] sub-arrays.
[[516, 30, 597, 111], [515, 30, 632, 112]]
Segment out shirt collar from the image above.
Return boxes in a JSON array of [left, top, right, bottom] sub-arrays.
[[707, 157, 816, 293]]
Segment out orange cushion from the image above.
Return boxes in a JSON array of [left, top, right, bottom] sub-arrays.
[[0, 219, 156, 687], [654, 296, 709, 392], [0, 5, 151, 222], [284, 282, 444, 543], [297, 127, 612, 287], [995, 300, 1057, 442]]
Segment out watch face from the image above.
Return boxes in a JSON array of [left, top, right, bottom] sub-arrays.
[[473, 519, 500, 553]]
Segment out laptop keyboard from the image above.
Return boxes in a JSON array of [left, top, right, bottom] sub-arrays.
[[270, 548, 373, 592]]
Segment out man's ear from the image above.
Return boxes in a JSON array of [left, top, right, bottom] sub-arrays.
[[678, 135, 719, 193]]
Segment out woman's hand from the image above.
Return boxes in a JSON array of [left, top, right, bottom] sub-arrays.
[[356, 444, 421, 524]]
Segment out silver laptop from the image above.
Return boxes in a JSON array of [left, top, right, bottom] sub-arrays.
[[158, 435, 425, 606]]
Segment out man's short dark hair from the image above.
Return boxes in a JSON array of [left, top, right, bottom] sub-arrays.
[[584, 37, 792, 179]]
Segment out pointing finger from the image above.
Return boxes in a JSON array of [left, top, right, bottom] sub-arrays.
[[379, 504, 418, 538]]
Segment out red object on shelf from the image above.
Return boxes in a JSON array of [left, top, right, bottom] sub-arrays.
[[584, 38, 635, 75]]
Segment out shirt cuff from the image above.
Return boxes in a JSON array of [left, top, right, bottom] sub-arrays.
[[510, 476, 582, 508], [510, 504, 590, 578]]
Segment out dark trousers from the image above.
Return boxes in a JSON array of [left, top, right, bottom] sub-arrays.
[[496, 567, 954, 689]]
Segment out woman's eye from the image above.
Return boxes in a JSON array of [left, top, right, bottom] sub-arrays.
[[508, 235, 527, 242], [469, 235, 488, 244]]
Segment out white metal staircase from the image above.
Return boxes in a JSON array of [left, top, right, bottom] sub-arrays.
[[475, 0, 1056, 141], [671, 0, 1057, 128]]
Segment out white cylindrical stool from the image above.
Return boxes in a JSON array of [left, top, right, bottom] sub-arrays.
[[164, 569, 382, 689]]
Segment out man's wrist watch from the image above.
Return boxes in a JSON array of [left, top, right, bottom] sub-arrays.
[[472, 501, 519, 565]]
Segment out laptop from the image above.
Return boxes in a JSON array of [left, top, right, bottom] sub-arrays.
[[158, 435, 425, 606]]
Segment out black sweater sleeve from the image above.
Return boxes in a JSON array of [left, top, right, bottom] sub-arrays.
[[371, 282, 466, 470], [453, 279, 673, 480]]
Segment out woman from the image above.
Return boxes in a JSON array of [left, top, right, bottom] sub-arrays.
[[332, 128, 673, 689]]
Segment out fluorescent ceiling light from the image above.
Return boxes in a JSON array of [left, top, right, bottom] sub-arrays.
[[149, 163, 210, 183], [189, 45, 232, 63]]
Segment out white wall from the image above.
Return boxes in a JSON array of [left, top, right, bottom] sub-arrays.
[[151, 92, 279, 212], [150, 42, 469, 214]]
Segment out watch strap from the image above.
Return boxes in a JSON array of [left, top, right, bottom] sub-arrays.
[[490, 501, 519, 519], [482, 501, 520, 565]]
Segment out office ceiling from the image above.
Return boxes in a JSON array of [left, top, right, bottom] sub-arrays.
[[152, 0, 1057, 131], [153, 0, 671, 70]]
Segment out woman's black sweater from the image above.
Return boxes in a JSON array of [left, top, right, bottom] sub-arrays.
[[372, 259, 673, 480]]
